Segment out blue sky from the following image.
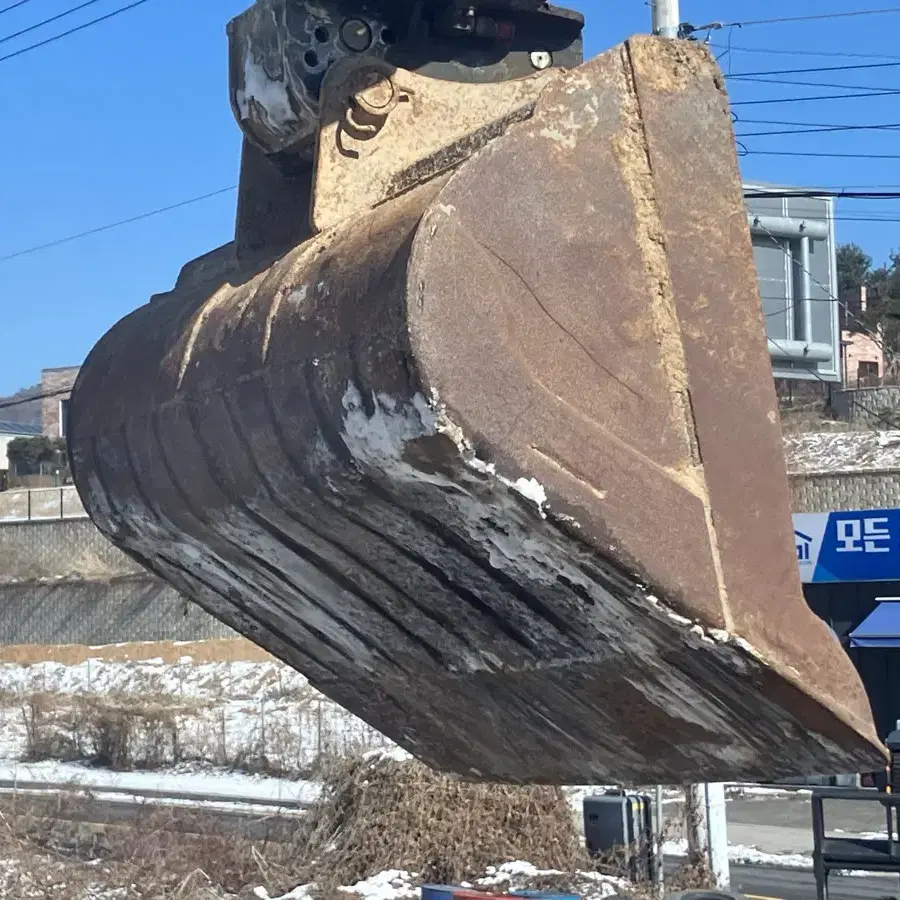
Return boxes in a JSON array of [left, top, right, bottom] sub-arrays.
[[2, 0, 900, 395]]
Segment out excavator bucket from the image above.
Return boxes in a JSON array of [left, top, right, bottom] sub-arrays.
[[68, 0, 885, 784]]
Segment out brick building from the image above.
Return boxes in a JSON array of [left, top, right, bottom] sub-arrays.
[[40, 366, 79, 439], [839, 287, 885, 387]]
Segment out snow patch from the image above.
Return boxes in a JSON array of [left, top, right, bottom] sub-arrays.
[[362, 747, 414, 765], [340, 382, 550, 518], [785, 430, 900, 475], [466, 457, 548, 517], [664, 838, 812, 869], [0, 655, 394, 776]]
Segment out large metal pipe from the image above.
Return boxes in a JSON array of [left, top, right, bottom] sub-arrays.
[[748, 214, 828, 241], [800, 235, 814, 345], [768, 339, 833, 362]]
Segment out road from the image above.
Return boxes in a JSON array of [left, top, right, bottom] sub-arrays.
[[662, 792, 893, 856], [728, 863, 898, 900]]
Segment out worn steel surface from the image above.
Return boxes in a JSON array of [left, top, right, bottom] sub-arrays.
[[69, 36, 885, 784], [311, 59, 553, 231]]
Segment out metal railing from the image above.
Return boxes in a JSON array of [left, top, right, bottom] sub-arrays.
[[0, 486, 87, 524], [811, 787, 900, 900]]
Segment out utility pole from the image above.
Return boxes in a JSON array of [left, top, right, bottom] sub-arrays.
[[685, 783, 730, 889], [654, 785, 665, 898], [650, 0, 680, 38]]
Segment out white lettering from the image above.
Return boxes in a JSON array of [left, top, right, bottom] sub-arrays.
[[836, 519, 863, 552]]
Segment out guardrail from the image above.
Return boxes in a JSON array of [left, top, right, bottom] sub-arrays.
[[811, 787, 900, 900], [0, 776, 314, 810], [0, 486, 87, 523]]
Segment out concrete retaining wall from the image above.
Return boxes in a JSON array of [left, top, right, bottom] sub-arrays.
[[0, 577, 236, 646], [0, 519, 237, 646], [0, 519, 140, 582], [790, 472, 900, 513], [833, 386, 900, 427]]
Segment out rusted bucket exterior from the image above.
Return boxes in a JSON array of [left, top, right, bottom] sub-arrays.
[[69, 37, 885, 783]]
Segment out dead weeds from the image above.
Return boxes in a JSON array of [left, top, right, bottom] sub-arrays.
[[20, 692, 202, 770], [300, 753, 587, 888], [0, 753, 713, 899]]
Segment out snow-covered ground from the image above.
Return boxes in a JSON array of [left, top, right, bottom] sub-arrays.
[[0, 654, 820, 800], [663, 838, 811, 870], [0, 655, 393, 774]]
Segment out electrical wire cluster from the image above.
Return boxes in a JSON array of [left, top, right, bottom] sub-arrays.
[[0, 0, 153, 64], [4, 1, 900, 432]]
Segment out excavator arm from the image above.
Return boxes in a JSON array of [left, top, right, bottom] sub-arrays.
[[67, 0, 886, 784]]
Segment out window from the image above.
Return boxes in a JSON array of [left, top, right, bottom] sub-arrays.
[[858, 361, 879, 386], [58, 398, 70, 439]]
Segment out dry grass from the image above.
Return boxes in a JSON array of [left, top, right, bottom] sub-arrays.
[[19, 692, 205, 771], [0, 752, 712, 899], [12, 686, 386, 778], [0, 791, 306, 898], [301, 753, 586, 886], [0, 639, 274, 666], [778, 400, 850, 435]]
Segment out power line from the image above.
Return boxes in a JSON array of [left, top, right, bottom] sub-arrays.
[[0, 0, 37, 15], [0, 0, 105, 46], [746, 150, 900, 160], [711, 41, 900, 62], [3, 182, 896, 266], [742, 117, 895, 127], [0, 388, 71, 412], [739, 116, 900, 130], [720, 8, 900, 28], [735, 75, 900, 94], [746, 188, 900, 196], [0, 0, 153, 64], [0, 186, 237, 264], [749, 183, 900, 190], [731, 90, 900, 106], [825, 215, 900, 223], [729, 61, 900, 78], [689, 9, 900, 38], [738, 122, 900, 137]]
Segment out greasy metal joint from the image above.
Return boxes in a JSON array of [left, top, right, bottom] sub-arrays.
[[340, 18, 372, 52], [343, 68, 400, 137]]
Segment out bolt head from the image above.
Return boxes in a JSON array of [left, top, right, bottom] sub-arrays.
[[530, 50, 552, 70], [340, 18, 373, 52]]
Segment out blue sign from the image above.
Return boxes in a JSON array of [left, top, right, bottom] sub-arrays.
[[794, 509, 900, 583]]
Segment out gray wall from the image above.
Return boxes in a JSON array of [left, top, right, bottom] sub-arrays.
[[0, 577, 235, 646], [0, 519, 141, 581], [833, 387, 900, 427], [0, 519, 237, 646], [790, 471, 900, 514]]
